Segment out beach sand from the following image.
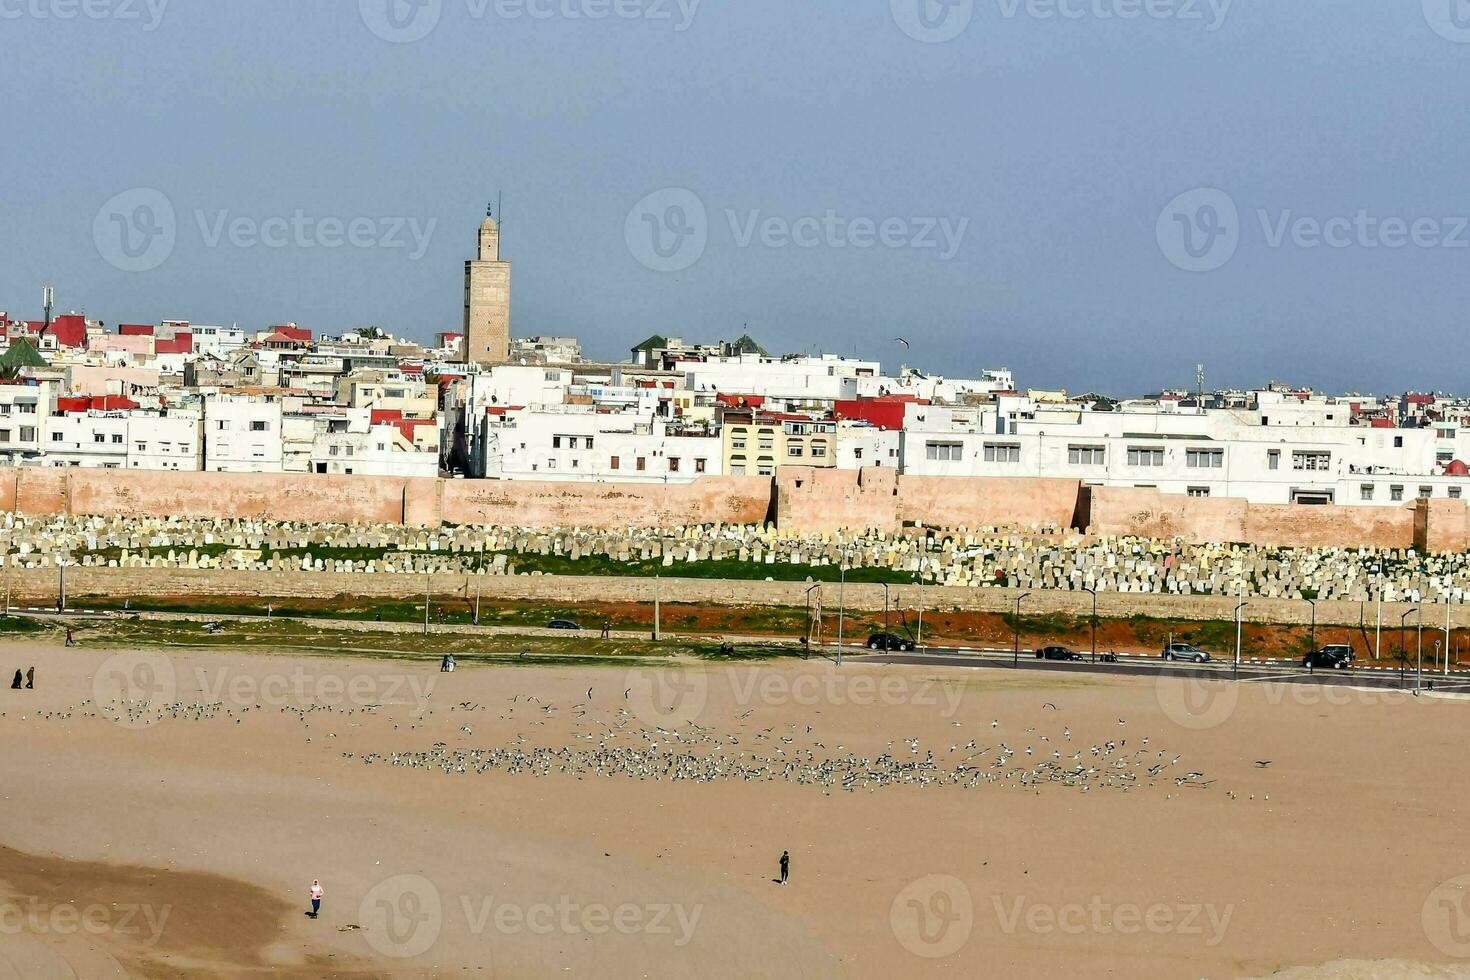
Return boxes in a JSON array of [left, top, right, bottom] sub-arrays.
[[1, 641, 1469, 978]]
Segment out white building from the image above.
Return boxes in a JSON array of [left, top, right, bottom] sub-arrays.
[[311, 420, 439, 478], [0, 382, 52, 466], [899, 394, 1470, 506], [678, 354, 879, 409], [203, 393, 285, 472], [480, 408, 720, 483]]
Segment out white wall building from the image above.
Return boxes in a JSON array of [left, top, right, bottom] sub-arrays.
[[480, 408, 721, 483], [203, 394, 285, 472]]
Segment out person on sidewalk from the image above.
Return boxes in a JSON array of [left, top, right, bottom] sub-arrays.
[[308, 880, 323, 918]]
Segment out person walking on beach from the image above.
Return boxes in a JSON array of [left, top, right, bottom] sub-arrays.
[[64, 628, 74, 647], [308, 880, 323, 918], [779, 851, 789, 886], [24, 667, 33, 690], [9, 669, 20, 690]]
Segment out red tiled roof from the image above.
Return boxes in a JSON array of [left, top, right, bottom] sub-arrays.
[[273, 325, 311, 342]]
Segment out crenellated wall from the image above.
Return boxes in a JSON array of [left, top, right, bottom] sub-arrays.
[[0, 466, 1467, 551]]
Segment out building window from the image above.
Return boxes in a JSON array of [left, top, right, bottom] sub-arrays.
[[0, 431, 10, 444], [732, 438, 746, 450], [983, 443, 1021, 463], [112, 434, 124, 444], [757, 464, 774, 476], [586, 437, 594, 450], [93, 433, 105, 444], [1452, 487, 1464, 499], [731, 464, 746, 475], [1127, 447, 1164, 467], [787, 445, 804, 458], [926, 441, 963, 462], [695, 458, 706, 473], [1361, 484, 1375, 501], [50, 432, 62, 442], [1187, 448, 1224, 469], [250, 420, 269, 432], [811, 444, 827, 458], [1391, 485, 1404, 501], [1394, 436, 1404, 448], [1068, 445, 1105, 466], [610, 456, 620, 470], [1292, 451, 1331, 471], [22, 427, 38, 442], [669, 457, 681, 472], [1187, 487, 1211, 497], [758, 438, 774, 451], [1268, 450, 1280, 470], [329, 446, 339, 456], [1420, 486, 1433, 499], [136, 442, 146, 452], [636, 457, 646, 471]]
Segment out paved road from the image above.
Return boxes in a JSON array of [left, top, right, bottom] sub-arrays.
[[844, 645, 1470, 692]]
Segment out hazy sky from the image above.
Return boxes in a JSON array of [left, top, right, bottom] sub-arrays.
[[3, 1, 1468, 395]]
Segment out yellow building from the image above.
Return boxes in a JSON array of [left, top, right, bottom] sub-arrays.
[[722, 410, 835, 476]]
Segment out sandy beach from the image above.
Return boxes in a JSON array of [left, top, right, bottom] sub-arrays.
[[2, 640, 1470, 978]]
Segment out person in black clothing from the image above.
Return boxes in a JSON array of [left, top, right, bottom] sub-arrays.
[[9, 669, 20, 690], [779, 851, 789, 885], [24, 667, 33, 690]]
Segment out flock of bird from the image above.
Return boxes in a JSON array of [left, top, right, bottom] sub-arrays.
[[9, 685, 1270, 801], [344, 697, 1221, 797]]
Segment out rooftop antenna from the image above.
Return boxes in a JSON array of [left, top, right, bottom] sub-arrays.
[[41, 282, 54, 336], [1196, 363, 1206, 413]]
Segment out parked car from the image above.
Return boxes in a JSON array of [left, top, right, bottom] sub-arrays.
[[1035, 645, 1083, 661], [1303, 644, 1353, 669], [867, 632, 916, 651], [1161, 642, 1213, 664], [547, 619, 581, 631]]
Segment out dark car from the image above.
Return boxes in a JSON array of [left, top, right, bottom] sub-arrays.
[[1161, 642, 1213, 664], [547, 619, 581, 631], [1303, 644, 1353, 669], [867, 632, 915, 651], [1035, 645, 1083, 661]]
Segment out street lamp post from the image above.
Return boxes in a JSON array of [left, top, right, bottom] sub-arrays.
[[1305, 596, 1316, 674], [915, 559, 926, 651], [1417, 605, 1424, 692], [1445, 602, 1453, 676], [1400, 608, 1419, 687], [1013, 592, 1031, 668], [881, 582, 890, 635], [1234, 601, 1248, 679], [1083, 586, 1098, 663], [836, 546, 848, 668]]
